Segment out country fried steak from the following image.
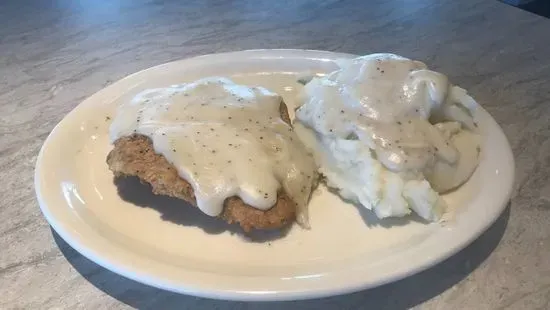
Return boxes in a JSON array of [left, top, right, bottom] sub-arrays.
[[106, 101, 300, 232]]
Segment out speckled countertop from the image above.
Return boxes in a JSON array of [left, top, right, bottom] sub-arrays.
[[1, 0, 549, 309]]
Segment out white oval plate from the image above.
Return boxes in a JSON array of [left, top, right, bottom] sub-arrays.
[[35, 49, 514, 301]]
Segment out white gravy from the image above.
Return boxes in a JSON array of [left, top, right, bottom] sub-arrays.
[[110, 77, 317, 225], [296, 54, 479, 188]]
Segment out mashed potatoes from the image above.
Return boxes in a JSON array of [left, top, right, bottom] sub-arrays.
[[294, 54, 480, 221]]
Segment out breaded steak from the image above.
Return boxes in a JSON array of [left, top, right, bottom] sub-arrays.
[[106, 101, 300, 232]]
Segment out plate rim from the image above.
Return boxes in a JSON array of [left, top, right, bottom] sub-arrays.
[[34, 49, 515, 301]]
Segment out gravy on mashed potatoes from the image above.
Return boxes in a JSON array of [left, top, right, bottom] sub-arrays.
[[294, 54, 480, 221]]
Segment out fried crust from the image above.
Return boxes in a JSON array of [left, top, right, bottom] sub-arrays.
[[106, 101, 297, 232]]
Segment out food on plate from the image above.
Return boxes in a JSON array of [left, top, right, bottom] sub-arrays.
[[107, 77, 318, 232], [294, 53, 481, 221]]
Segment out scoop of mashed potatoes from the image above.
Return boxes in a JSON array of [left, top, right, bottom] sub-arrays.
[[294, 54, 480, 221]]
